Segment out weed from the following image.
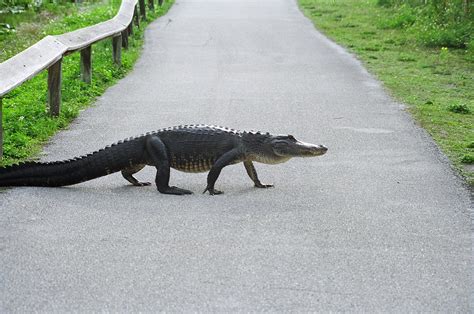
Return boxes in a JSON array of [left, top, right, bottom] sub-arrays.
[[397, 54, 416, 62], [447, 103, 471, 114], [461, 154, 474, 164], [363, 46, 382, 51], [377, 4, 416, 29]]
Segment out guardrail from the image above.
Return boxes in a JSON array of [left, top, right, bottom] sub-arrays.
[[0, 0, 164, 158]]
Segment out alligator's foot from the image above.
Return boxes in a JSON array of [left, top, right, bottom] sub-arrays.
[[203, 187, 223, 195], [255, 182, 274, 188], [132, 181, 152, 187], [159, 186, 193, 195]]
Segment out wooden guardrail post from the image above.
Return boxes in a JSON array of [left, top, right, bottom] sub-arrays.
[[148, 0, 155, 11], [80, 46, 92, 84], [0, 98, 3, 159], [139, 0, 146, 20], [121, 30, 129, 49], [48, 59, 62, 117], [112, 34, 122, 66], [134, 5, 140, 27]]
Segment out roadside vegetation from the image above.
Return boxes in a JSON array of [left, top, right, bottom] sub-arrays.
[[299, 0, 474, 185], [0, 0, 173, 166]]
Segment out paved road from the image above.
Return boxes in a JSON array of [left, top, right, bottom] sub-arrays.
[[1, 0, 472, 311]]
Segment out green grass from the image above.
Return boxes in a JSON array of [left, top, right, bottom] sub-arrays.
[[299, 0, 474, 186], [1, 0, 174, 166]]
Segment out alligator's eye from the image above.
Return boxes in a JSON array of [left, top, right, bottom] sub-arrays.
[[287, 135, 296, 141]]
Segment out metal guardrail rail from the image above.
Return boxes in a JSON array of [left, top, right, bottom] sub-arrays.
[[0, 0, 164, 158]]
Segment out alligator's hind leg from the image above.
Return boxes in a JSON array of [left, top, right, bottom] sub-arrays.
[[145, 136, 193, 195], [121, 164, 151, 186], [244, 161, 273, 188]]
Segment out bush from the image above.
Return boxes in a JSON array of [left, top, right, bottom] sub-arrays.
[[417, 22, 473, 48], [378, 4, 417, 29], [377, 0, 473, 48], [0, 0, 36, 10], [377, 0, 395, 7]]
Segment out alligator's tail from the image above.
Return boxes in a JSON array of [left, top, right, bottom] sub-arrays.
[[0, 139, 144, 187]]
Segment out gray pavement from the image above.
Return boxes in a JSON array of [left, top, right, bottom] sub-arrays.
[[1, 0, 472, 311]]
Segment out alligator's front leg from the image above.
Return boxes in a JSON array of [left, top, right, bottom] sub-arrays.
[[204, 148, 242, 195], [146, 136, 193, 195], [243, 161, 273, 188]]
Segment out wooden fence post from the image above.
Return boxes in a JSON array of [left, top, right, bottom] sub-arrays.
[[134, 5, 140, 27], [112, 34, 122, 66], [48, 59, 62, 117], [128, 22, 134, 36], [80, 46, 92, 84], [148, 0, 155, 11], [0, 98, 3, 159], [159, 0, 163, 6], [121, 30, 129, 49], [139, 0, 146, 20]]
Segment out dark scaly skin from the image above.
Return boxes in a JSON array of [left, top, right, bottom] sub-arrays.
[[0, 124, 328, 195]]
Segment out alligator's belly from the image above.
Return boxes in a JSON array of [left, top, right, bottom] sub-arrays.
[[170, 157, 214, 173]]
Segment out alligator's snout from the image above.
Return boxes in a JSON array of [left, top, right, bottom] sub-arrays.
[[300, 142, 328, 157]]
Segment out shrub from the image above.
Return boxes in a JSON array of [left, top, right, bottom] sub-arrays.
[[417, 20, 473, 49], [377, 0, 473, 49], [378, 4, 417, 29]]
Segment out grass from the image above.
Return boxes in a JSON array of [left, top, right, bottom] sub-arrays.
[[0, 0, 174, 166], [299, 0, 474, 186]]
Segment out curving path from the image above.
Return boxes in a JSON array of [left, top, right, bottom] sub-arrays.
[[1, 0, 472, 311]]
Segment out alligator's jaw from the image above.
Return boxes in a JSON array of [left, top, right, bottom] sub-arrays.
[[252, 154, 292, 165], [292, 141, 328, 157]]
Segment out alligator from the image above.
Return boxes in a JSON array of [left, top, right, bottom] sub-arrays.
[[0, 124, 328, 195]]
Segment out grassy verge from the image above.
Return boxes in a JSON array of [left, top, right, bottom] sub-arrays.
[[299, 0, 474, 186], [1, 0, 173, 166]]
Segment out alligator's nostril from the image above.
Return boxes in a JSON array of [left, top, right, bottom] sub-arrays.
[[321, 145, 328, 151]]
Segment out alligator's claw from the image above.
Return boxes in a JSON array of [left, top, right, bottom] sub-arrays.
[[203, 187, 224, 195], [255, 182, 274, 188], [160, 186, 193, 195], [133, 181, 152, 186]]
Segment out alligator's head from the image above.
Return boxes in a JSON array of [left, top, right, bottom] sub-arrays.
[[270, 134, 328, 158], [245, 133, 328, 164]]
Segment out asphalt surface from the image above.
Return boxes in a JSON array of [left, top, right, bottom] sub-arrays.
[[1, 0, 472, 311]]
